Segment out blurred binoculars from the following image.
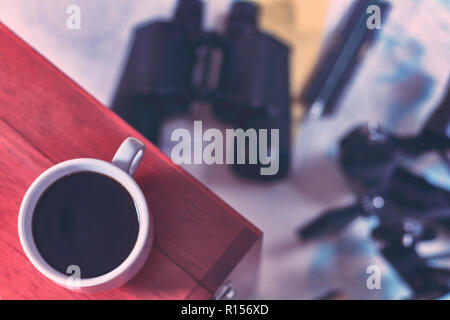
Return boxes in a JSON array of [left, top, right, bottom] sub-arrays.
[[112, 0, 291, 180]]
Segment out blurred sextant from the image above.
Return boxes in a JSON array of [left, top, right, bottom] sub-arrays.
[[298, 83, 450, 299]]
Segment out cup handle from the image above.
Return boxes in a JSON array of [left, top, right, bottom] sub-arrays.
[[112, 137, 146, 176]]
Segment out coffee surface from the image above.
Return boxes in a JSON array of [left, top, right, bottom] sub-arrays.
[[32, 171, 139, 279]]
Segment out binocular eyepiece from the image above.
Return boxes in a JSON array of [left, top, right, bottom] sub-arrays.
[[112, 0, 291, 180]]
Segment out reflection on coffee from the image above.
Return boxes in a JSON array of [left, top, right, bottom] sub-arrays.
[[32, 172, 139, 279]]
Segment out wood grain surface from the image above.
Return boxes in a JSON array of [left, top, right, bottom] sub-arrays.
[[0, 23, 262, 300]]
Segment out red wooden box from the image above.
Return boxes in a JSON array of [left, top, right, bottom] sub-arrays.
[[0, 23, 262, 300]]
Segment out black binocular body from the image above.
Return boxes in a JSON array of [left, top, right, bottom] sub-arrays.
[[112, 0, 291, 180]]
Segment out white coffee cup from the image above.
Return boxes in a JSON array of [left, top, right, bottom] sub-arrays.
[[18, 137, 153, 292]]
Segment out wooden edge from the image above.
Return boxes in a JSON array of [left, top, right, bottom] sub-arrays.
[[200, 227, 261, 293]]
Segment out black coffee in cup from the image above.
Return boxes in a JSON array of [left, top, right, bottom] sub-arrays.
[[32, 172, 139, 279]]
